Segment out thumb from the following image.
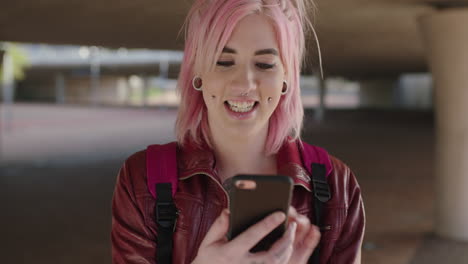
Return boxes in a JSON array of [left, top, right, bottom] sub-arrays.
[[200, 209, 230, 247]]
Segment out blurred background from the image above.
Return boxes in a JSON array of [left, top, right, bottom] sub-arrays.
[[1, 0, 468, 263]]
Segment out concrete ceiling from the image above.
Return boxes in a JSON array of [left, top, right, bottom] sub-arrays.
[[1, 0, 467, 78]]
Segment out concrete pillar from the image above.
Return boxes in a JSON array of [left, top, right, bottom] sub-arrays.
[[359, 79, 397, 108], [159, 59, 169, 82], [419, 8, 468, 241], [90, 46, 101, 106], [0, 49, 3, 101], [116, 77, 129, 105], [125, 76, 133, 105], [0, 49, 4, 161], [158, 59, 170, 109], [55, 72, 66, 104], [396, 74, 433, 109], [142, 76, 150, 107], [1, 48, 15, 133]]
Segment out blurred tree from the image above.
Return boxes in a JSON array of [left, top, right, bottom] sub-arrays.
[[0, 42, 29, 82]]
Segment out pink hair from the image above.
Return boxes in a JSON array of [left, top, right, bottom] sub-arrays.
[[175, 0, 315, 155]]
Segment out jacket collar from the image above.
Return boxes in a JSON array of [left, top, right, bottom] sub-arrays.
[[177, 140, 216, 180], [277, 140, 312, 191], [177, 139, 312, 191]]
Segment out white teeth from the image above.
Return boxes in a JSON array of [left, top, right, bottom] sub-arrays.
[[227, 100, 256, 113]]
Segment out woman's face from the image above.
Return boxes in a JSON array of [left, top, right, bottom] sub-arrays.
[[201, 14, 285, 138]]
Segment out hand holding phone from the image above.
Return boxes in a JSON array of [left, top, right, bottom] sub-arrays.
[[227, 174, 293, 252], [192, 181, 321, 264], [192, 208, 298, 264]]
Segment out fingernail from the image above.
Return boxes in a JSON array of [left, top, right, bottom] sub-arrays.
[[290, 222, 297, 233], [289, 206, 296, 214]]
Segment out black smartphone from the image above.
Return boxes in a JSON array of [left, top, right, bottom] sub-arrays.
[[226, 174, 293, 252]]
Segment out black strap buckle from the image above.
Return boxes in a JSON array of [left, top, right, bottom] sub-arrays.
[[312, 178, 331, 203], [155, 202, 179, 230]]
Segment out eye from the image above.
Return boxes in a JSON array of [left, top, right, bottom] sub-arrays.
[[217, 61, 234, 67], [256, 63, 275, 70]]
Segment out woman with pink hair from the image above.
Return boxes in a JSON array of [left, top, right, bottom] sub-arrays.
[[111, 0, 365, 263]]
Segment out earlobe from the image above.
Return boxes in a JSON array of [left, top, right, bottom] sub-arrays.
[[192, 76, 203, 91], [281, 80, 288, 95]]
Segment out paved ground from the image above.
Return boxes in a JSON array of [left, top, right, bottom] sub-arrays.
[[1, 103, 467, 264]]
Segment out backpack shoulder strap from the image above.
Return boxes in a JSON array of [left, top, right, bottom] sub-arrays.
[[299, 141, 333, 179], [146, 142, 179, 264], [299, 141, 332, 264], [146, 142, 178, 199]]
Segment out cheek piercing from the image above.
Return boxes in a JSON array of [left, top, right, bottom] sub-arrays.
[[268, 97, 272, 102]]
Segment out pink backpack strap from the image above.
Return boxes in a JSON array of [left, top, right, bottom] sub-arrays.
[[146, 142, 178, 199], [299, 141, 333, 178]]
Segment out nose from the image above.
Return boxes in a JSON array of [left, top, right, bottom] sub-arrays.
[[230, 65, 257, 95]]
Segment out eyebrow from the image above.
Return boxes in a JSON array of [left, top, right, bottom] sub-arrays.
[[222, 46, 278, 56]]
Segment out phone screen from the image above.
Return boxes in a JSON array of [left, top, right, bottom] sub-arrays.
[[226, 175, 293, 252]]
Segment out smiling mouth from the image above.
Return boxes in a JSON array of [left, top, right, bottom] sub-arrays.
[[224, 100, 259, 113]]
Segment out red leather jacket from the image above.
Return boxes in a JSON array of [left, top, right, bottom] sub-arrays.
[[111, 140, 365, 263]]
